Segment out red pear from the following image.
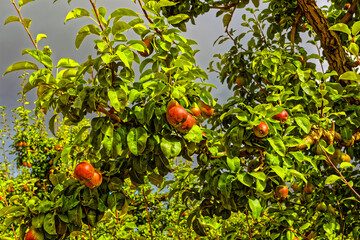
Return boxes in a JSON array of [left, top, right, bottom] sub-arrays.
[[74, 161, 95, 183]]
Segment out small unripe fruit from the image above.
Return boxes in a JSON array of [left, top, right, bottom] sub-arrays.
[[235, 76, 246, 86], [327, 204, 336, 214], [272, 110, 289, 123], [317, 202, 327, 212], [304, 183, 314, 194], [253, 122, 269, 138]]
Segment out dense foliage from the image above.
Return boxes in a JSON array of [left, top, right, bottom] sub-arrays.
[[1, 0, 360, 239]]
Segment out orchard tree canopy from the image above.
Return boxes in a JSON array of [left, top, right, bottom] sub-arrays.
[[1, 0, 360, 239]]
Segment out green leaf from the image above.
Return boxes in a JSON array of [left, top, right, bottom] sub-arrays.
[[222, 14, 231, 27], [251, 0, 260, 7], [295, 116, 311, 134], [249, 171, 266, 181], [183, 125, 203, 143], [219, 172, 232, 198], [192, 218, 207, 237], [352, 21, 360, 36], [3, 61, 38, 76], [329, 23, 351, 35], [227, 157, 241, 173], [271, 166, 285, 180], [109, 8, 138, 19], [56, 58, 80, 68], [349, 42, 359, 56], [64, 8, 90, 23], [267, 135, 286, 157], [148, 173, 163, 187], [0, 206, 24, 218], [22, 49, 53, 69], [35, 33, 47, 43], [248, 197, 261, 220], [237, 172, 253, 187], [339, 71, 360, 82], [44, 212, 57, 235], [4, 16, 20, 25], [157, 0, 177, 7], [19, 0, 36, 7], [112, 21, 131, 34], [160, 136, 182, 158], [167, 14, 190, 25], [325, 175, 342, 185], [127, 127, 148, 156], [116, 46, 134, 68], [75, 24, 100, 49]]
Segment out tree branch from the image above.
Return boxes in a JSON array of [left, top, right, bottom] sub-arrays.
[[297, 0, 353, 85], [341, 0, 358, 24]]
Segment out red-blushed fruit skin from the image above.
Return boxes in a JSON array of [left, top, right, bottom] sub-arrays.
[[166, 100, 189, 127], [272, 110, 289, 123], [197, 100, 214, 118], [176, 113, 196, 133], [253, 122, 269, 138], [235, 76, 246, 86], [74, 161, 95, 183], [276, 185, 289, 200], [304, 183, 314, 194], [23, 162, 27, 166], [345, 3, 350, 9], [84, 169, 102, 189], [190, 104, 201, 118], [27, 163, 32, 168], [24, 227, 44, 240]]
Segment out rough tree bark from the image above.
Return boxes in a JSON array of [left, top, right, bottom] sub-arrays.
[[297, 0, 354, 86]]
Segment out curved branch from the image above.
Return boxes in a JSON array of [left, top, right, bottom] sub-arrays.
[[341, 0, 358, 24]]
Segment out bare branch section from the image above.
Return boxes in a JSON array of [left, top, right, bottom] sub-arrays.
[[297, 0, 353, 86], [341, 0, 358, 24]]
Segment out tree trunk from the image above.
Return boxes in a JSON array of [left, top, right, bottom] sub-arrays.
[[297, 0, 353, 86]]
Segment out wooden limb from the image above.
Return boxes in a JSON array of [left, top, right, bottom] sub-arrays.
[[341, 0, 358, 24], [97, 105, 121, 123], [291, 10, 303, 52], [297, 0, 353, 85]]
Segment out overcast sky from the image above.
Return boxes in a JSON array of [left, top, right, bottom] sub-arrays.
[[0, 0, 329, 113]]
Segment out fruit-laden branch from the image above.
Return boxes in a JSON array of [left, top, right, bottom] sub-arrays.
[[341, 0, 358, 24], [297, 0, 354, 85], [289, 125, 360, 151]]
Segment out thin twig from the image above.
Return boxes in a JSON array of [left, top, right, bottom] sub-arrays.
[[2, 191, 18, 240], [318, 144, 360, 200], [142, 188, 154, 240], [137, 0, 162, 36], [10, 0, 38, 50], [225, 4, 237, 42], [264, 214, 310, 239], [245, 209, 253, 239]]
